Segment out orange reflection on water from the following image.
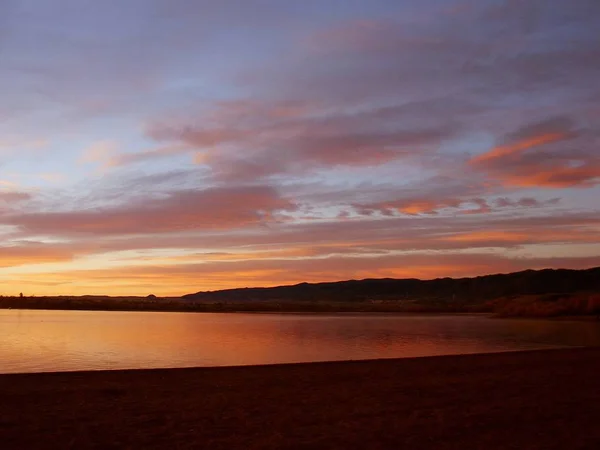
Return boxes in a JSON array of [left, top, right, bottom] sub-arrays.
[[2, 310, 600, 374]]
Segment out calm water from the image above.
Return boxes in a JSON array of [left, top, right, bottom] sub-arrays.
[[1, 310, 600, 374]]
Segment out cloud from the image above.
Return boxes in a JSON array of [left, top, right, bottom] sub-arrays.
[[470, 133, 569, 165], [17, 208, 599, 261], [349, 169, 561, 216], [133, 1, 600, 188], [0, 191, 31, 203], [80, 141, 118, 165], [1, 2, 210, 117], [494, 197, 560, 208], [5, 185, 296, 236], [250, 1, 600, 105], [471, 116, 576, 165], [106, 145, 192, 167], [470, 117, 600, 188], [501, 164, 600, 188], [142, 99, 459, 180], [355, 196, 562, 216], [0, 243, 73, 267], [2, 205, 599, 295]]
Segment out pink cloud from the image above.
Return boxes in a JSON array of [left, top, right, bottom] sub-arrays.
[[0, 191, 31, 203], [6, 186, 296, 236], [143, 99, 458, 181]]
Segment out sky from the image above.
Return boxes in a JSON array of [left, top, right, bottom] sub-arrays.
[[1, 0, 599, 296]]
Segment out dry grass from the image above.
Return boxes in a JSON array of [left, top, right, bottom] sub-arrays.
[[0, 295, 487, 313], [491, 292, 600, 317]]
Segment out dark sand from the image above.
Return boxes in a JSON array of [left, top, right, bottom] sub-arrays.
[[1, 348, 600, 449]]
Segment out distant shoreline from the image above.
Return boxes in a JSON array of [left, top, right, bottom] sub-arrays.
[[0, 297, 489, 314], [2, 348, 600, 449], [1, 293, 599, 318]]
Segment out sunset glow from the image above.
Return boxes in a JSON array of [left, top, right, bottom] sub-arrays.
[[1, 0, 599, 296]]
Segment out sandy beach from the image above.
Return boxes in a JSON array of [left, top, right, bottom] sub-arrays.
[[1, 348, 600, 449]]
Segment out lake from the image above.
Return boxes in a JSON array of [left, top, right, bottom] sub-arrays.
[[1, 310, 600, 374]]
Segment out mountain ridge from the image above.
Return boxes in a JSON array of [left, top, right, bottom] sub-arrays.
[[183, 266, 600, 303]]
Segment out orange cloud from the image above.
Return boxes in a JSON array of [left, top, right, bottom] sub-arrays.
[[500, 164, 600, 188], [470, 119, 599, 188], [0, 245, 73, 267], [398, 201, 439, 215], [442, 229, 600, 246], [443, 231, 531, 243], [471, 132, 568, 164]]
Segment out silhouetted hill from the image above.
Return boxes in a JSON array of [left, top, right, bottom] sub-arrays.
[[183, 267, 600, 304], [2, 267, 598, 316]]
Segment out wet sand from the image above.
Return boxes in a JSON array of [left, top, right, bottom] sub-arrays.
[[1, 348, 599, 449]]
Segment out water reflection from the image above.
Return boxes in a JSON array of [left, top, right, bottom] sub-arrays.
[[1, 310, 599, 374]]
